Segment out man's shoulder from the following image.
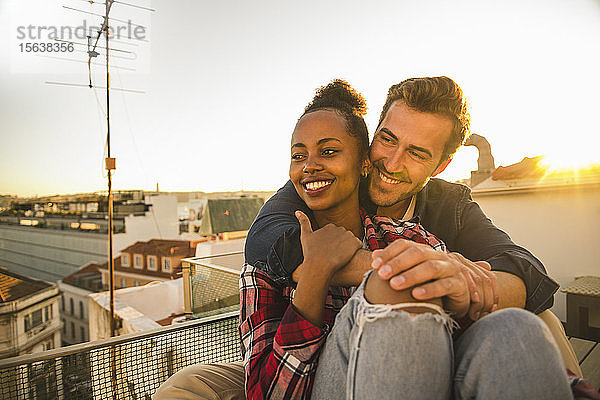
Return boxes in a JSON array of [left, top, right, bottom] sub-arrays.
[[260, 180, 310, 213], [415, 178, 473, 234], [422, 178, 471, 200]]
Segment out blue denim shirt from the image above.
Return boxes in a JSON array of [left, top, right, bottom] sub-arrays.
[[245, 179, 558, 314]]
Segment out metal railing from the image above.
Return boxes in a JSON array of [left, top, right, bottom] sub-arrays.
[[182, 252, 243, 319], [0, 311, 240, 400]]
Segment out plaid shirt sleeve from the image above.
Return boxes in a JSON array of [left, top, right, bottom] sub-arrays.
[[239, 264, 328, 400]]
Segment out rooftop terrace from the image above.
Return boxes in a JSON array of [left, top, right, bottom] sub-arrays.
[[0, 253, 598, 399]]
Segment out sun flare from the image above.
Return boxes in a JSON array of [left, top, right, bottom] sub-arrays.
[[538, 153, 600, 172]]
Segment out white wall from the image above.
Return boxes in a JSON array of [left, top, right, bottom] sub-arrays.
[[112, 279, 183, 323], [473, 184, 600, 322], [89, 279, 184, 341], [195, 238, 245, 258]]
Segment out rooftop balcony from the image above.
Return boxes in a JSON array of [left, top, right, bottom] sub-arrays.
[[0, 252, 243, 399], [0, 311, 240, 399]]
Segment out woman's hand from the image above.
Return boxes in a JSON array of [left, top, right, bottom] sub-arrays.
[[295, 210, 363, 280], [291, 210, 362, 326]]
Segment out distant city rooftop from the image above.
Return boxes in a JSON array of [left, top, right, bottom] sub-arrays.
[[0, 267, 53, 303]]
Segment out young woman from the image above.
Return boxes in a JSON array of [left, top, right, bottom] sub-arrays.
[[239, 80, 449, 399]]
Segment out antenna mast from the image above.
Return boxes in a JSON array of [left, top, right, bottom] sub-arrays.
[[51, 0, 152, 339], [103, 0, 117, 339]]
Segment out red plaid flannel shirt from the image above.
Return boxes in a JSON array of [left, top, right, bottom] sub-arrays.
[[239, 212, 446, 400]]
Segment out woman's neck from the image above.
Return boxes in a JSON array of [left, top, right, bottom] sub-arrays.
[[313, 198, 363, 240]]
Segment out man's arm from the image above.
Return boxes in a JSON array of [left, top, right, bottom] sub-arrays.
[[372, 192, 557, 318], [453, 199, 558, 314], [494, 271, 525, 310]]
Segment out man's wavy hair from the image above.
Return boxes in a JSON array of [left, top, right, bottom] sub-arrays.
[[377, 76, 471, 162]]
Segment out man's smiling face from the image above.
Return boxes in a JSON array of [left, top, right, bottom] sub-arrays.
[[367, 100, 453, 219]]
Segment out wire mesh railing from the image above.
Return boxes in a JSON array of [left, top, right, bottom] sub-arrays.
[[182, 252, 243, 319], [0, 311, 240, 400]]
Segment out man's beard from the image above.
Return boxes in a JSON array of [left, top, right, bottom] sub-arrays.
[[367, 162, 429, 208]]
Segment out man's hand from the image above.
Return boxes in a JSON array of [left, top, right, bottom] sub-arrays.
[[371, 240, 497, 319], [448, 253, 498, 320]]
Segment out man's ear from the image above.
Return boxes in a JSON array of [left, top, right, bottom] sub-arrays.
[[432, 157, 452, 177]]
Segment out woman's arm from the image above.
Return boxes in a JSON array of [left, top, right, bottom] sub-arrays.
[[240, 266, 328, 400], [240, 212, 362, 399]]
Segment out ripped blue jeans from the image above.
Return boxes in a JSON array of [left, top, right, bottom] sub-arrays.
[[312, 276, 572, 400]]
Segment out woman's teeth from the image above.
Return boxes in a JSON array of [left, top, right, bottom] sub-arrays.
[[304, 181, 331, 190], [379, 171, 402, 184]]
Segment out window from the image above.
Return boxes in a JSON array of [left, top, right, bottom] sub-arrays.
[[162, 257, 171, 272], [133, 280, 140, 287], [62, 319, 66, 333], [121, 254, 130, 267], [79, 301, 84, 319], [43, 304, 52, 321], [80, 327, 86, 342], [32, 309, 42, 327], [70, 298, 74, 315], [71, 322, 75, 339], [148, 256, 157, 271], [120, 278, 127, 288], [134, 254, 143, 269], [61, 296, 65, 312], [25, 309, 44, 332]]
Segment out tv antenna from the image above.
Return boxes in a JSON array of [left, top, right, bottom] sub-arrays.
[[48, 0, 153, 347]]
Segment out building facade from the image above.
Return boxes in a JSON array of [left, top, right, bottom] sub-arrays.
[[57, 262, 103, 346], [0, 268, 61, 360], [0, 194, 179, 282], [97, 239, 197, 289]]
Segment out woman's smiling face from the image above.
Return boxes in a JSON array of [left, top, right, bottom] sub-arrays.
[[289, 109, 364, 212]]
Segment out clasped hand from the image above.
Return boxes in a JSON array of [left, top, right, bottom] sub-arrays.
[[372, 240, 498, 319]]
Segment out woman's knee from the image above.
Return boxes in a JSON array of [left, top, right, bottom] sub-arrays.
[[363, 272, 443, 312], [153, 363, 244, 400]]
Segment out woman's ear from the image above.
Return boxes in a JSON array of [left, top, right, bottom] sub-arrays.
[[432, 157, 452, 177]]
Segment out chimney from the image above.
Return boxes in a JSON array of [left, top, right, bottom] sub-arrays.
[[464, 134, 495, 187]]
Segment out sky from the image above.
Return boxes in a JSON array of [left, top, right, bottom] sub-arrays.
[[1, 0, 599, 196]]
